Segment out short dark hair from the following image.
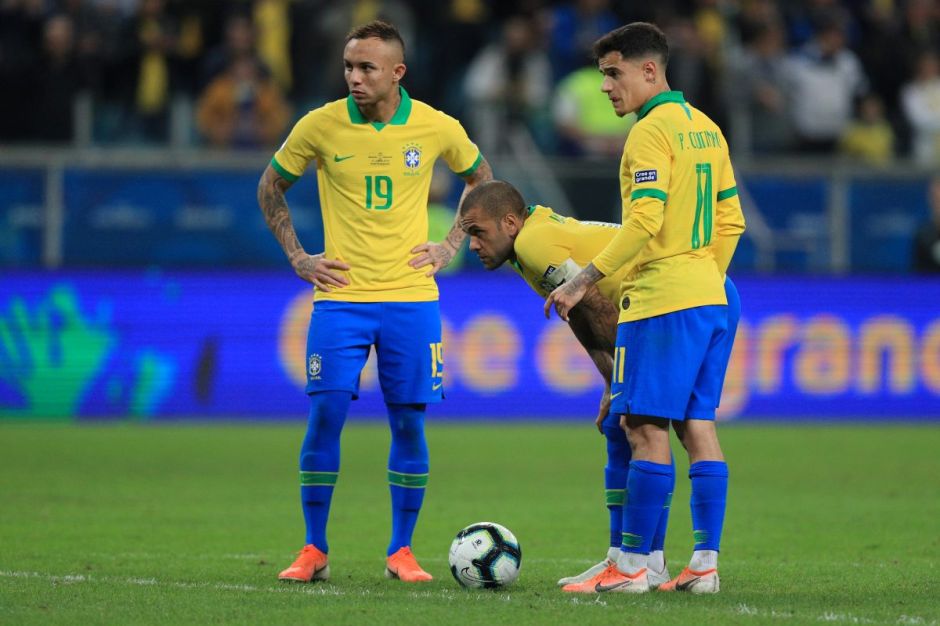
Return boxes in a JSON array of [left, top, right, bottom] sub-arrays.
[[459, 180, 527, 220], [592, 22, 669, 67], [345, 20, 405, 58]]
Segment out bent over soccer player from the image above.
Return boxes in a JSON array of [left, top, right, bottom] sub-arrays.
[[257, 20, 492, 584], [546, 23, 746, 594], [459, 180, 739, 590]]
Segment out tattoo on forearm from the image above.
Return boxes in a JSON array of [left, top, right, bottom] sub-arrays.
[[572, 263, 605, 291], [258, 171, 303, 261]]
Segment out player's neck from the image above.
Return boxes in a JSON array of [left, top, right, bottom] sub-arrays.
[[641, 81, 671, 108], [357, 87, 402, 124]]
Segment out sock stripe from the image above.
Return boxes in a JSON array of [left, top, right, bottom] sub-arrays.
[[300, 471, 338, 486], [605, 489, 625, 506], [693, 529, 709, 545], [664, 491, 673, 509], [621, 532, 643, 549], [388, 470, 428, 488]]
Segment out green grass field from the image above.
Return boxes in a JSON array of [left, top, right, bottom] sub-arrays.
[[1, 422, 938, 625]]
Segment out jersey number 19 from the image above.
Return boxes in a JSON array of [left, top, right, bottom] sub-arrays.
[[365, 175, 393, 210]]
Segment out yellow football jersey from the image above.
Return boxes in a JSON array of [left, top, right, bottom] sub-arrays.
[[272, 87, 482, 302], [592, 91, 746, 322], [511, 205, 625, 306]]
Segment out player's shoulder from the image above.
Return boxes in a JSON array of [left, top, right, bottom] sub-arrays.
[[626, 114, 669, 149], [515, 206, 567, 252], [410, 98, 464, 128]]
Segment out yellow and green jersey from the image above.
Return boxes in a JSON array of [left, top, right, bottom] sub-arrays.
[[511, 205, 625, 305], [271, 87, 482, 302], [592, 91, 746, 322]]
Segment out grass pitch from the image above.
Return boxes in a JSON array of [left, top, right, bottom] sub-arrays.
[[1, 422, 938, 625]]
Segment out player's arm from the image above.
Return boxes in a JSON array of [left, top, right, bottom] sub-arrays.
[[711, 147, 746, 276], [545, 123, 670, 321], [257, 164, 350, 290], [567, 286, 619, 432], [410, 157, 493, 276]]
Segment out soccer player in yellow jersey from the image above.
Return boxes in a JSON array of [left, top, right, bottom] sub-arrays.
[[546, 23, 746, 594], [257, 21, 492, 584], [460, 180, 741, 591]]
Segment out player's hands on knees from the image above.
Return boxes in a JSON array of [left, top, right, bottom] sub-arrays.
[[291, 252, 350, 291], [409, 241, 456, 277], [544, 281, 587, 322]]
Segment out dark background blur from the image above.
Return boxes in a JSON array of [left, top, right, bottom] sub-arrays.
[[2, 0, 940, 273]]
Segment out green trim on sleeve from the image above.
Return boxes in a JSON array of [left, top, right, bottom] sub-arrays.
[[455, 152, 483, 178], [630, 188, 668, 202], [717, 186, 738, 201], [270, 157, 299, 183]]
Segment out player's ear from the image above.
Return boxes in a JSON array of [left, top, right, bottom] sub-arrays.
[[393, 62, 407, 83], [503, 212, 522, 236]]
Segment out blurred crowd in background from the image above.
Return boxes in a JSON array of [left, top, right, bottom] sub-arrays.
[[0, 0, 938, 165]]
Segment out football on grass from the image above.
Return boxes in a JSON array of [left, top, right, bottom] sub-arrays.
[[448, 522, 522, 589]]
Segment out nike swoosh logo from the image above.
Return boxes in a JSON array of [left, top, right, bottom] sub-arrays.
[[676, 576, 701, 591], [610, 392, 622, 399], [595, 579, 633, 592], [432, 382, 443, 391], [333, 154, 354, 162]]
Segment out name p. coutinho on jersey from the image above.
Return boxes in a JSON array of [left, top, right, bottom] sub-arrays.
[[677, 130, 722, 151]]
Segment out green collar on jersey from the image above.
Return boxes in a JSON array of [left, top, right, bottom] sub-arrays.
[[637, 90, 687, 121], [346, 86, 413, 130]]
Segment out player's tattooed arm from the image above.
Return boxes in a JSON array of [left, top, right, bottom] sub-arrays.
[[567, 285, 618, 432], [410, 158, 494, 276], [257, 164, 350, 290], [544, 263, 605, 322]]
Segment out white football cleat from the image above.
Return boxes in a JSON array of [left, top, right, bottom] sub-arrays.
[[557, 548, 620, 586], [647, 562, 672, 589]]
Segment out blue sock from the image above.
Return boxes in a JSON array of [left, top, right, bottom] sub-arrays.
[[651, 452, 676, 553], [689, 460, 729, 551], [387, 403, 429, 556], [299, 391, 351, 553], [621, 460, 675, 555], [603, 424, 630, 548]]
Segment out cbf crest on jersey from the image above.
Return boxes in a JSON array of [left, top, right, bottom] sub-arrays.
[[308, 353, 322, 380], [402, 143, 422, 174]]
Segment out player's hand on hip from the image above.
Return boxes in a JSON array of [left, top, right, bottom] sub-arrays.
[[409, 241, 456, 277], [544, 281, 587, 322], [292, 252, 350, 291]]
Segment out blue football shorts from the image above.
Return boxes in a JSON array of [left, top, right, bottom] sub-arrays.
[[304, 300, 443, 404], [610, 277, 740, 421]]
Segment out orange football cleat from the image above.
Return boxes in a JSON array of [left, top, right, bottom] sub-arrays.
[[278, 544, 330, 582], [385, 546, 433, 582], [657, 566, 720, 594], [561, 563, 649, 594]]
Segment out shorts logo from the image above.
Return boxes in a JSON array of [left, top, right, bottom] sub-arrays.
[[634, 169, 658, 184], [542, 265, 557, 279], [308, 353, 322, 380]]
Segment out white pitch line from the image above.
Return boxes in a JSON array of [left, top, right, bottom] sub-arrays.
[[1, 570, 936, 625]]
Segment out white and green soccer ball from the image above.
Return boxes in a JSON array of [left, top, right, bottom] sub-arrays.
[[448, 522, 522, 589]]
